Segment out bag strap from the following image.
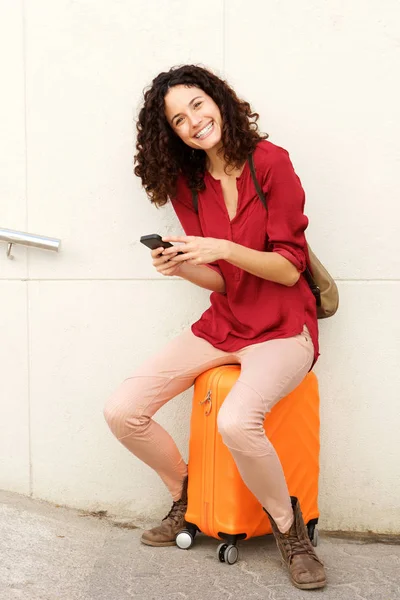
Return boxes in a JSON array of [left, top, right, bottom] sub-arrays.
[[246, 154, 321, 306], [247, 153, 267, 209], [190, 156, 321, 305], [191, 188, 199, 213]]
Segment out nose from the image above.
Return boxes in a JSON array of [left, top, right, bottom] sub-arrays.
[[189, 112, 202, 129]]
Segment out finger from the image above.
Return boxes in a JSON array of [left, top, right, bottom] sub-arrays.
[[168, 247, 199, 261], [166, 254, 182, 263], [151, 247, 165, 259], [162, 246, 183, 256], [168, 253, 189, 264], [160, 251, 178, 260], [162, 236, 192, 243], [159, 251, 178, 261], [153, 255, 175, 267], [158, 264, 178, 275], [175, 251, 199, 262], [153, 252, 171, 265]]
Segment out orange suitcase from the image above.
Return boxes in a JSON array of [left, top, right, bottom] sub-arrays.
[[176, 366, 320, 564]]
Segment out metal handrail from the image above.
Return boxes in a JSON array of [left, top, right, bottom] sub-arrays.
[[0, 227, 61, 259]]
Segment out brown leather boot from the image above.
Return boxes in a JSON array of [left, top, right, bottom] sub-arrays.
[[140, 476, 188, 547], [265, 497, 326, 590]]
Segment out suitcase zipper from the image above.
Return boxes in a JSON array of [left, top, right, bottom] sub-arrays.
[[199, 390, 212, 416], [199, 369, 228, 535], [200, 388, 213, 534]]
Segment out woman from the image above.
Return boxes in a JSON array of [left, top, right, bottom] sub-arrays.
[[104, 65, 326, 590]]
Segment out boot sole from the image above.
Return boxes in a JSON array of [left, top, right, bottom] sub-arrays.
[[140, 537, 176, 547], [292, 578, 327, 590], [280, 559, 326, 589]]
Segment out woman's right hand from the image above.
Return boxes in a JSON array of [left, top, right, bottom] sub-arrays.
[[151, 247, 183, 277]]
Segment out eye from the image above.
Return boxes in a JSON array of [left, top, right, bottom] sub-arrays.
[[175, 116, 184, 126], [193, 101, 202, 109]]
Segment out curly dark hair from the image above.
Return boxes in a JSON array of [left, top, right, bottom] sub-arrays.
[[134, 65, 268, 207]]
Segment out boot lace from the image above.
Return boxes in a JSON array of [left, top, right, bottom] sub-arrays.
[[162, 499, 186, 525], [283, 532, 317, 563]]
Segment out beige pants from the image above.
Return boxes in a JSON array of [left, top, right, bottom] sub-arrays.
[[104, 326, 314, 533]]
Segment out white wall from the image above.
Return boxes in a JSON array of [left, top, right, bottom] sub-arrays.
[[1, 0, 399, 533]]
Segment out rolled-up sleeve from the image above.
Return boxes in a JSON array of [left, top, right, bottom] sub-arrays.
[[262, 149, 309, 273], [170, 177, 222, 275]]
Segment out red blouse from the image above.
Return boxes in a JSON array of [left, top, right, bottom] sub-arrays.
[[171, 140, 319, 364]]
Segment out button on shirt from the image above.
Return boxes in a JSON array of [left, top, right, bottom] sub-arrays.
[[170, 140, 319, 364]]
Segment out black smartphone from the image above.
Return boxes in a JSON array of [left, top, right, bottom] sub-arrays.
[[140, 234, 174, 251], [140, 234, 183, 254]]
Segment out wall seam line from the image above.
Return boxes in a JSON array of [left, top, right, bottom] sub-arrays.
[[1, 278, 400, 283], [222, 0, 226, 72], [21, 0, 33, 498]]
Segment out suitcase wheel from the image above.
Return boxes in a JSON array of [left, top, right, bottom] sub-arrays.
[[311, 526, 319, 547], [307, 523, 319, 547], [217, 543, 239, 565], [176, 528, 195, 550]]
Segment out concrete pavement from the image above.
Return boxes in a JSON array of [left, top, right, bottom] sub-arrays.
[[1, 490, 399, 600]]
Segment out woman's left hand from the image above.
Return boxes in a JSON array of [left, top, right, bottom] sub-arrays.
[[162, 236, 228, 265]]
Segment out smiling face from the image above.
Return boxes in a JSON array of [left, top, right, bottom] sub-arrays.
[[164, 85, 223, 151]]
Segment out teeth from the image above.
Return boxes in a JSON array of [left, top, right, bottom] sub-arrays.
[[195, 122, 213, 138]]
